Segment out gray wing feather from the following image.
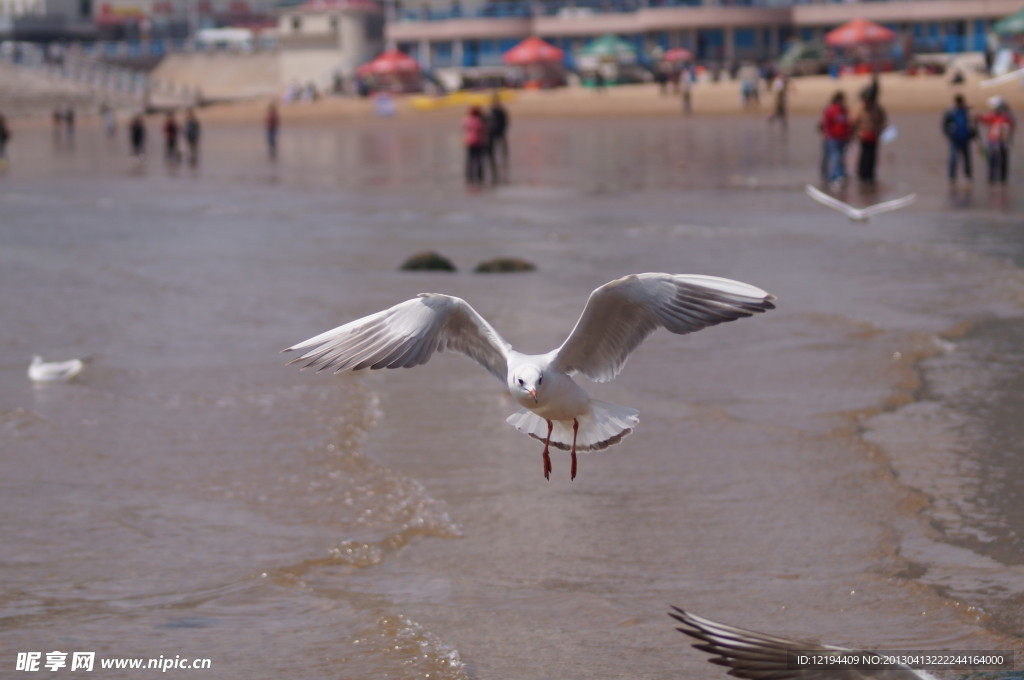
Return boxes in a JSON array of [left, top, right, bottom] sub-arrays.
[[861, 194, 917, 217], [283, 293, 511, 382], [551, 274, 776, 383], [670, 607, 924, 680]]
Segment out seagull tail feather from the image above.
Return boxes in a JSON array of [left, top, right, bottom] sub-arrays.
[[506, 400, 639, 452]]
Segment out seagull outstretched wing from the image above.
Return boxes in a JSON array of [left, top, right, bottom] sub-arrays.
[[551, 273, 776, 383], [860, 193, 917, 217], [284, 293, 511, 382]]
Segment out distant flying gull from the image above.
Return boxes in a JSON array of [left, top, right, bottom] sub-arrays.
[[805, 184, 917, 222], [28, 355, 84, 382], [670, 607, 941, 680], [284, 273, 776, 480]]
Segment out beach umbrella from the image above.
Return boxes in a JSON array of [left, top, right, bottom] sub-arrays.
[[662, 47, 694, 63], [993, 8, 1024, 36], [503, 36, 564, 65], [824, 18, 895, 48], [580, 34, 637, 63], [357, 49, 421, 76]]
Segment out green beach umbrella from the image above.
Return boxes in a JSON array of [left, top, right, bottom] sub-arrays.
[[993, 8, 1024, 36], [777, 40, 827, 67], [580, 34, 638, 63]]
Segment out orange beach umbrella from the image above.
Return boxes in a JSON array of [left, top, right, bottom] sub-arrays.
[[825, 18, 896, 48], [357, 49, 421, 76], [503, 36, 564, 65]]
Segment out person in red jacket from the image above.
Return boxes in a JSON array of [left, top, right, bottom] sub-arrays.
[[462, 106, 487, 185], [977, 96, 1015, 184], [821, 91, 852, 187]]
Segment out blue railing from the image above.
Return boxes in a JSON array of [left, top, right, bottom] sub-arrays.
[[74, 37, 267, 59], [396, 0, 816, 21]]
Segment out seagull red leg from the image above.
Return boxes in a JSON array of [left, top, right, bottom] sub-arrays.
[[570, 418, 579, 481], [542, 420, 553, 480]]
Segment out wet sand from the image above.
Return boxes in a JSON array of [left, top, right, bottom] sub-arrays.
[[2, 110, 1024, 679]]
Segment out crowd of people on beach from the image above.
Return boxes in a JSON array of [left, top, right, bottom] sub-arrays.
[[811, 77, 1015, 190], [121, 108, 202, 167], [0, 73, 1017, 195], [942, 93, 1016, 186]]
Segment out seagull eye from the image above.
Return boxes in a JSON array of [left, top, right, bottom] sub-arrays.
[[538, 376, 543, 385], [518, 378, 524, 386]]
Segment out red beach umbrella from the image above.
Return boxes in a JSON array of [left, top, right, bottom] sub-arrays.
[[503, 36, 564, 65], [824, 18, 896, 48], [357, 49, 421, 76], [662, 47, 694, 63]]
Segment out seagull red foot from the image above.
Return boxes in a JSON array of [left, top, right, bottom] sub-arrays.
[[542, 420, 553, 480], [541, 419, 579, 480], [570, 418, 578, 480]]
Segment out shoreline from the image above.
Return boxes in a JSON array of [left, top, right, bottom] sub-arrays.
[[8, 70, 1023, 127], [200, 71, 1024, 123]]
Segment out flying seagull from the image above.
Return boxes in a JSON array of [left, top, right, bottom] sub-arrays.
[[670, 607, 941, 680], [284, 273, 776, 480], [805, 184, 917, 222], [28, 355, 84, 383]]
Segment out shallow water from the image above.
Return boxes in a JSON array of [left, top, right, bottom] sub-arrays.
[[2, 110, 1024, 678]]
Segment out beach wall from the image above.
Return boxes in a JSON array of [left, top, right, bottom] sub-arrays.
[[151, 51, 282, 101], [278, 49, 345, 90]]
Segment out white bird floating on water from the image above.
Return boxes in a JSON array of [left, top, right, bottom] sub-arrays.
[[670, 607, 941, 680], [284, 273, 776, 480], [805, 184, 917, 222], [28, 355, 84, 383]]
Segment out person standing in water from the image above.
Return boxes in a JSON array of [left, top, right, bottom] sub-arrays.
[[820, 91, 852, 187], [941, 94, 975, 186], [184, 109, 201, 166], [265, 102, 280, 160], [852, 91, 887, 185], [0, 112, 10, 163], [462, 105, 487, 185], [129, 113, 146, 158], [163, 111, 180, 164], [487, 93, 509, 181]]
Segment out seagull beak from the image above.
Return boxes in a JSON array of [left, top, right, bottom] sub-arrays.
[[529, 389, 538, 402]]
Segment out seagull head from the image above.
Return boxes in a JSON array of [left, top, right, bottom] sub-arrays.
[[510, 365, 544, 403]]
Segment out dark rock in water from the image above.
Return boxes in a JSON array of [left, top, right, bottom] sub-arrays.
[[399, 251, 457, 272], [474, 257, 537, 273]]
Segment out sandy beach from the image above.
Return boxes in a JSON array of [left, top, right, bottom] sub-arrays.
[[181, 70, 1024, 125], [10, 69, 1022, 128]]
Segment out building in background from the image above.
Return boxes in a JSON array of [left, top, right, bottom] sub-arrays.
[[383, 0, 1022, 72], [276, 0, 382, 84]]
